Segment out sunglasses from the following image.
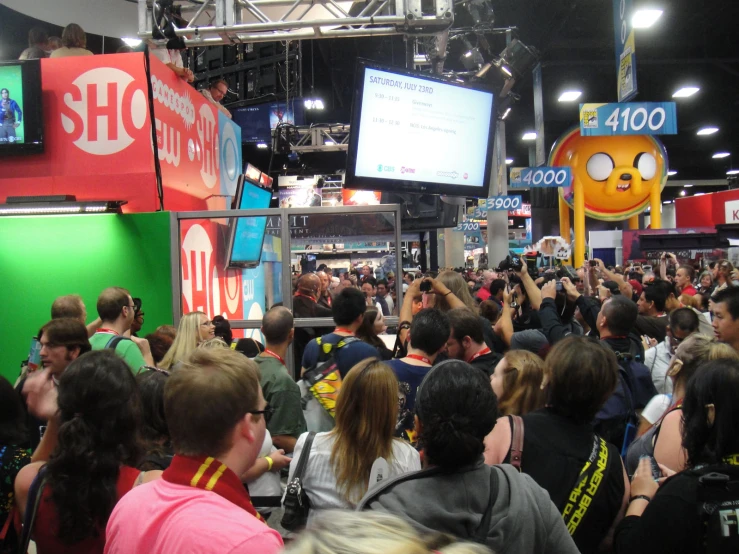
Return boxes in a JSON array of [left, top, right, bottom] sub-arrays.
[[137, 366, 171, 376]]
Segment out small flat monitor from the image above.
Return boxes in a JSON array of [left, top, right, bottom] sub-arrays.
[[0, 60, 43, 156], [346, 61, 495, 197], [226, 176, 273, 268], [232, 100, 306, 144]]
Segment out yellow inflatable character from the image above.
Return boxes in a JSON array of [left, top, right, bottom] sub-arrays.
[[549, 127, 668, 266]]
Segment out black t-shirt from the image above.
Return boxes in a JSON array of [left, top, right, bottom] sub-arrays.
[[633, 314, 668, 343], [503, 408, 625, 554], [468, 350, 501, 377]]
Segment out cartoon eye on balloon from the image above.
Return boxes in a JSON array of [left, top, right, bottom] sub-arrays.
[[634, 153, 657, 180], [586, 153, 615, 182]]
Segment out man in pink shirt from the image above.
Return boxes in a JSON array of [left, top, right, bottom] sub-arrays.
[[105, 348, 283, 554]]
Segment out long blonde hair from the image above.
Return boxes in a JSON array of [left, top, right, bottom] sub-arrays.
[[159, 311, 206, 370], [497, 350, 546, 416], [435, 270, 478, 312], [330, 359, 399, 503]]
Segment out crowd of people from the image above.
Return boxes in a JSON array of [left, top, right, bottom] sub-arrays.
[[3, 252, 739, 554]]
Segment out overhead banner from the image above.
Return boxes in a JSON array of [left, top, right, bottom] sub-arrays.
[[614, 0, 637, 102], [580, 102, 678, 136], [510, 167, 571, 188]]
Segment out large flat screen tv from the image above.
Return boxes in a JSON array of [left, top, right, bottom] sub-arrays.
[[0, 60, 43, 156], [345, 61, 495, 198], [226, 176, 273, 268]]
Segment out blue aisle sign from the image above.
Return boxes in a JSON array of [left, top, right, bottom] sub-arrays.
[[614, 0, 637, 102], [476, 195, 523, 213], [455, 220, 480, 232], [580, 102, 677, 136], [510, 167, 571, 188]]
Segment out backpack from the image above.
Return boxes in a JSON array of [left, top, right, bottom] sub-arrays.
[[105, 335, 131, 350], [690, 465, 739, 553], [302, 335, 359, 419], [594, 351, 657, 455]]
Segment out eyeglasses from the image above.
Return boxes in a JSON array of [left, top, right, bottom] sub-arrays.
[[248, 405, 274, 422], [137, 365, 171, 376]]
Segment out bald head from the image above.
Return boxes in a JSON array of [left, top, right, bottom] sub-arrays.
[[262, 306, 294, 344], [297, 274, 321, 299]]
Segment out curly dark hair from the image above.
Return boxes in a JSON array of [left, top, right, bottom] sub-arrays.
[[415, 359, 498, 469], [135, 369, 170, 468], [46, 350, 142, 545], [682, 359, 739, 468]]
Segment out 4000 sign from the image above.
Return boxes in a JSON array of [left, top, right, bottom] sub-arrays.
[[510, 167, 571, 188]]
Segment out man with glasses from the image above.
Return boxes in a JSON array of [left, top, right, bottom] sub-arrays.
[[89, 287, 154, 373], [644, 308, 699, 395], [105, 348, 283, 554], [201, 79, 232, 119]]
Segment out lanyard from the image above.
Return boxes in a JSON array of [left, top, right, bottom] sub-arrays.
[[96, 328, 119, 335], [467, 347, 492, 363], [262, 349, 285, 366], [295, 292, 316, 303], [334, 327, 354, 335], [406, 354, 431, 365]]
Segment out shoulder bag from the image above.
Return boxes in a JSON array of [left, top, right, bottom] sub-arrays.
[[281, 432, 316, 531]]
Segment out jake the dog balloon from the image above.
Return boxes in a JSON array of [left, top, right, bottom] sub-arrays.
[[549, 127, 668, 265]]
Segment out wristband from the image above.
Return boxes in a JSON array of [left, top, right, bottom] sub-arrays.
[[629, 494, 651, 504], [264, 456, 274, 471], [443, 291, 452, 297]]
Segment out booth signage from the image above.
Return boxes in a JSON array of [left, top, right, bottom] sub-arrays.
[[455, 221, 480, 232], [579, 102, 677, 136], [510, 203, 532, 217], [510, 167, 571, 188], [614, 0, 637, 102], [475, 195, 523, 213]]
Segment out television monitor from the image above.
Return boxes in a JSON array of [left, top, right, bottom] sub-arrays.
[[232, 100, 305, 144], [226, 176, 273, 268], [346, 61, 496, 198], [0, 60, 43, 156], [381, 193, 459, 230]]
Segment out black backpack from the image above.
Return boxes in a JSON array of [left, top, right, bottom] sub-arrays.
[[594, 351, 657, 454], [690, 465, 739, 553], [105, 335, 131, 350]]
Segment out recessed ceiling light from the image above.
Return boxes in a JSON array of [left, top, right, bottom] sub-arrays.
[[672, 87, 700, 98], [667, 170, 677, 176], [518, 225, 524, 228], [522, 132, 537, 141], [680, 190, 686, 196], [663, 199, 672, 204], [505, 158, 514, 165], [683, 184, 693, 188], [121, 37, 142, 47], [558, 91, 582, 102], [632, 9, 664, 28], [695, 193, 705, 196], [713, 152, 731, 159], [256, 143, 269, 149], [697, 127, 719, 136], [728, 169, 739, 176]]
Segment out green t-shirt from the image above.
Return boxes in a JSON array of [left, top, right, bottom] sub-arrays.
[[89, 332, 146, 374], [254, 354, 307, 439]]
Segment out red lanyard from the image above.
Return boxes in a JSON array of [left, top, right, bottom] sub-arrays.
[[97, 328, 119, 335], [263, 349, 285, 366], [467, 347, 491, 363], [334, 327, 354, 335], [295, 293, 316, 303], [323, 294, 332, 306], [406, 354, 431, 365]]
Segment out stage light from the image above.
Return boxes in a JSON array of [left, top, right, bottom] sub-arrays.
[[499, 39, 540, 79], [0, 196, 126, 216], [672, 86, 699, 98], [122, 37, 143, 47], [505, 158, 514, 165], [697, 127, 719, 136], [632, 9, 663, 28], [522, 132, 537, 141], [668, 170, 677, 176], [558, 90, 582, 102], [304, 98, 324, 110], [713, 152, 730, 159], [460, 45, 484, 70]]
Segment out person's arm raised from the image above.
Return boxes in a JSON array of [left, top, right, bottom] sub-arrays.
[[398, 278, 423, 345], [494, 288, 517, 347], [517, 269, 543, 311]]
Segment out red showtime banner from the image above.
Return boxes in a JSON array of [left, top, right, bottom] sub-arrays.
[[179, 218, 244, 320], [0, 54, 158, 212]]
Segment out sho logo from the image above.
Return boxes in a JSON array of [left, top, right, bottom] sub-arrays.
[[197, 104, 218, 189], [60, 68, 148, 156]]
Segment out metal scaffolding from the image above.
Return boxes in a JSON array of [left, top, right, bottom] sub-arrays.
[[277, 123, 351, 153], [138, 0, 454, 46]]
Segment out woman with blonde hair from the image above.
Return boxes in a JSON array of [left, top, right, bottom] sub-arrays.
[[490, 350, 546, 416], [435, 270, 479, 312], [625, 333, 739, 475], [286, 359, 420, 520], [159, 312, 215, 370], [283, 511, 492, 554], [50, 23, 93, 57]]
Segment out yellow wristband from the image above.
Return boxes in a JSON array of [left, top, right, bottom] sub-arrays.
[[264, 456, 274, 471]]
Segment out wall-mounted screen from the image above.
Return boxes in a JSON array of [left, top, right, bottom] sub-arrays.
[[226, 176, 273, 268], [232, 100, 305, 144], [346, 61, 495, 197], [0, 60, 43, 156]]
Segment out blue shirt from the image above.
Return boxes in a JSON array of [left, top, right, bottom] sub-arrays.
[[386, 359, 432, 440], [301, 333, 379, 378], [1, 99, 22, 123]]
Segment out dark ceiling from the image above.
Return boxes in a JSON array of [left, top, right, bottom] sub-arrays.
[[2, 0, 738, 204]]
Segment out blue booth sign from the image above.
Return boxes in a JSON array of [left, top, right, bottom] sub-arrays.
[[510, 167, 571, 188], [580, 102, 678, 136]]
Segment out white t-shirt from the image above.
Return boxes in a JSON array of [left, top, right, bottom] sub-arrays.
[[246, 431, 282, 501], [287, 432, 420, 523], [641, 394, 672, 425], [150, 47, 183, 68], [644, 340, 674, 395]]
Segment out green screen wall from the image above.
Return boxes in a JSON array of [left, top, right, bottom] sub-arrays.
[[0, 211, 174, 383]]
